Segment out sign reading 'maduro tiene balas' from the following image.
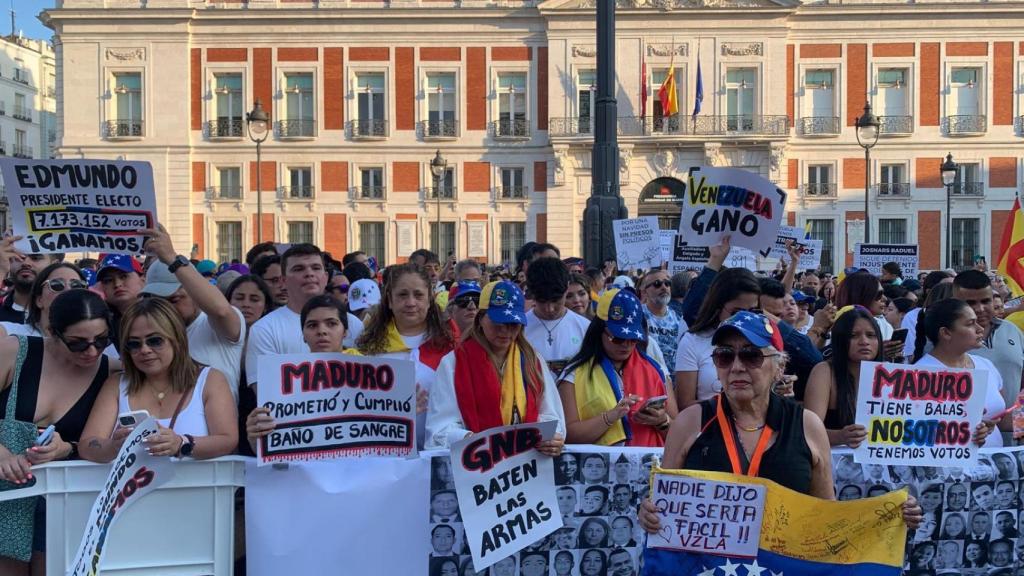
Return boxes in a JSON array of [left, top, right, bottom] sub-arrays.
[[678, 166, 786, 252]]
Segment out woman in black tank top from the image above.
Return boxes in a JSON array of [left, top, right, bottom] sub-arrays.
[[636, 311, 925, 535]]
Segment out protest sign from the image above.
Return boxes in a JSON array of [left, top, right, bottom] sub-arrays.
[[647, 474, 765, 558], [659, 230, 676, 263], [0, 159, 156, 255], [767, 225, 823, 269], [613, 216, 663, 270], [449, 421, 560, 572], [67, 418, 175, 576], [667, 236, 758, 274], [854, 361, 987, 467], [678, 166, 786, 251], [854, 244, 919, 277], [257, 352, 417, 465]]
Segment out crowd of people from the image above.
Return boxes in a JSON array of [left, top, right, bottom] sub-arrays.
[[5, 224, 1016, 574]]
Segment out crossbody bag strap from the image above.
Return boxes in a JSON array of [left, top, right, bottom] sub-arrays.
[[4, 336, 28, 420]]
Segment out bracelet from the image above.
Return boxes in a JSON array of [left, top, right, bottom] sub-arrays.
[[601, 411, 612, 427], [65, 441, 78, 460]]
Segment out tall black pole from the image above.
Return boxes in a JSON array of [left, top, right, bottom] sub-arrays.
[[863, 146, 870, 243], [583, 0, 628, 268], [946, 183, 952, 269]]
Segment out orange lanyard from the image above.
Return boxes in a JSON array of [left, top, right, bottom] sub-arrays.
[[716, 395, 773, 477]]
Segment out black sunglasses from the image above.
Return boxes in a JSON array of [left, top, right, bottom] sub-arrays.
[[645, 280, 671, 289], [125, 335, 167, 353], [45, 278, 87, 293], [711, 346, 777, 370], [58, 333, 110, 353], [452, 296, 480, 309]]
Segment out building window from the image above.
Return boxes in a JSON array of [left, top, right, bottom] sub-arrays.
[[876, 68, 911, 133], [950, 68, 981, 116], [500, 167, 526, 199], [951, 218, 980, 271], [878, 219, 907, 244], [360, 167, 384, 199], [281, 73, 314, 137], [726, 68, 756, 131], [577, 70, 596, 133], [215, 167, 241, 199], [804, 164, 834, 196], [806, 219, 834, 273], [216, 222, 242, 264], [356, 73, 386, 136], [13, 58, 27, 85], [213, 74, 243, 137], [651, 68, 681, 133], [288, 221, 314, 245], [500, 222, 526, 265], [953, 162, 983, 196], [426, 73, 456, 137], [803, 69, 835, 125], [13, 93, 27, 122], [13, 129, 28, 159], [111, 72, 142, 136], [430, 167, 455, 199], [360, 221, 386, 264], [496, 72, 528, 137], [431, 222, 456, 258], [879, 164, 907, 196], [287, 167, 313, 199]]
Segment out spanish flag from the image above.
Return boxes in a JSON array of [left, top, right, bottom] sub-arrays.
[[643, 468, 908, 576], [659, 64, 679, 117], [997, 197, 1024, 297]]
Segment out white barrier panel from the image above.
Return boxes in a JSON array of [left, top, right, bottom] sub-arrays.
[[0, 457, 246, 576]]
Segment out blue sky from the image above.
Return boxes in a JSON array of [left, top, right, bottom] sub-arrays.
[[11, 1, 54, 41]]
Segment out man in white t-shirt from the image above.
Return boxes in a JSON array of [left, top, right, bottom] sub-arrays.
[[639, 269, 687, 372], [524, 257, 590, 377], [141, 225, 245, 400]]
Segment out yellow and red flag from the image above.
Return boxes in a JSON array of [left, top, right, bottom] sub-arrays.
[[997, 197, 1024, 296], [659, 64, 679, 117]]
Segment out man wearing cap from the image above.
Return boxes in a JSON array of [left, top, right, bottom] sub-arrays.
[[95, 252, 146, 348], [140, 225, 245, 399], [525, 257, 590, 377], [0, 237, 63, 323], [791, 290, 815, 334], [347, 278, 381, 322], [447, 280, 481, 336]]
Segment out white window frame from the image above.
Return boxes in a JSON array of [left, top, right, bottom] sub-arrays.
[[204, 66, 248, 128], [419, 67, 461, 137], [211, 163, 244, 200], [797, 63, 841, 122], [105, 66, 146, 134], [423, 164, 458, 199], [281, 164, 315, 200], [573, 66, 597, 129], [353, 163, 387, 201], [496, 165, 527, 200], [943, 61, 988, 119], [869, 60, 916, 125], [491, 65, 531, 133], [348, 65, 391, 136], [649, 64, 687, 133], [720, 63, 762, 121], [213, 220, 244, 265], [277, 67, 318, 136], [357, 220, 388, 264], [286, 219, 318, 246], [877, 218, 910, 244]]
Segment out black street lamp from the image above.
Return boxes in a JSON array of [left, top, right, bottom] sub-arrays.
[[855, 101, 880, 243], [430, 150, 447, 255], [941, 152, 958, 269], [246, 100, 270, 242]]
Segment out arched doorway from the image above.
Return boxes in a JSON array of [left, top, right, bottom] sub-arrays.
[[637, 176, 685, 231]]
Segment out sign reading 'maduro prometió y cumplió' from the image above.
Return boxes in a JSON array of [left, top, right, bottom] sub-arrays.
[[0, 159, 156, 256]]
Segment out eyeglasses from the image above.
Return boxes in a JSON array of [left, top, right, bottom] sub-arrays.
[[57, 333, 110, 353], [711, 346, 778, 369], [45, 278, 87, 293], [604, 330, 637, 346], [124, 335, 167, 353], [644, 280, 671, 289], [328, 284, 349, 295], [452, 296, 479, 309], [875, 291, 887, 302]]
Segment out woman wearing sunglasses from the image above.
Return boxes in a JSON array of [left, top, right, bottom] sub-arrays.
[[558, 289, 675, 447], [0, 290, 113, 572], [834, 270, 896, 345], [0, 262, 89, 338], [803, 306, 882, 447], [79, 298, 237, 462], [638, 311, 925, 547], [425, 281, 565, 455]]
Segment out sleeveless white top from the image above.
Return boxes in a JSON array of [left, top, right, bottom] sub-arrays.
[[118, 367, 211, 436]]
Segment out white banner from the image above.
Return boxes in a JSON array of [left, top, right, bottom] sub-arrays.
[[0, 159, 157, 256], [67, 418, 175, 576], [659, 230, 676, 264], [854, 244, 920, 277], [613, 216, 663, 270], [257, 353, 417, 465], [766, 225, 823, 270], [678, 167, 786, 253]]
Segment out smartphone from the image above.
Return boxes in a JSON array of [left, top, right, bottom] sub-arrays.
[[641, 395, 668, 411], [115, 410, 150, 430], [889, 328, 909, 344], [35, 425, 55, 446]]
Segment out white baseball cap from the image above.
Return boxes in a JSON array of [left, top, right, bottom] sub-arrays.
[[348, 279, 381, 312]]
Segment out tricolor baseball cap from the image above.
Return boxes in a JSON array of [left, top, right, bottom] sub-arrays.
[[479, 280, 526, 326], [712, 311, 784, 352], [791, 290, 815, 305], [596, 288, 645, 341], [97, 254, 143, 281], [348, 279, 381, 312], [449, 280, 482, 301]]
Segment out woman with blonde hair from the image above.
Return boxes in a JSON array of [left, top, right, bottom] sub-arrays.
[[80, 298, 237, 462], [426, 280, 565, 455]]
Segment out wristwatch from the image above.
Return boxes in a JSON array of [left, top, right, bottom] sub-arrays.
[[168, 255, 190, 274], [178, 434, 195, 458]]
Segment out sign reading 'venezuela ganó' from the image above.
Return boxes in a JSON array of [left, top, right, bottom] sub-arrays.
[[678, 166, 786, 252], [0, 159, 156, 255], [257, 353, 417, 465]]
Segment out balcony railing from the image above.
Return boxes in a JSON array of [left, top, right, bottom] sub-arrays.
[[1016, 115, 1024, 135], [348, 119, 388, 139], [276, 119, 315, 139], [12, 105, 31, 122], [491, 118, 530, 139], [693, 115, 790, 136], [879, 115, 913, 135], [357, 186, 385, 200], [950, 182, 984, 197], [280, 185, 315, 199], [548, 117, 594, 137], [417, 119, 458, 139], [943, 114, 986, 136], [12, 71, 30, 86], [496, 186, 528, 200], [875, 182, 911, 197], [798, 116, 840, 136], [205, 119, 244, 139], [207, 186, 242, 200], [425, 187, 457, 200], [12, 144, 32, 159], [799, 183, 837, 198], [105, 119, 144, 138]]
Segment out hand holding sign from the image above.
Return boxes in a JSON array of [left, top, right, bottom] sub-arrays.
[[138, 223, 177, 265], [0, 234, 25, 280], [679, 167, 786, 253]]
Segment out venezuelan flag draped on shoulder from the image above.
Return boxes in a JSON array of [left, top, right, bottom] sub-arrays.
[[642, 467, 908, 576]]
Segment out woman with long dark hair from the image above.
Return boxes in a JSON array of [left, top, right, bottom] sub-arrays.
[[226, 274, 275, 330], [559, 289, 676, 447], [425, 281, 564, 454], [910, 282, 954, 363], [674, 268, 761, 408], [0, 262, 88, 338], [834, 271, 893, 341], [804, 307, 882, 447]]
